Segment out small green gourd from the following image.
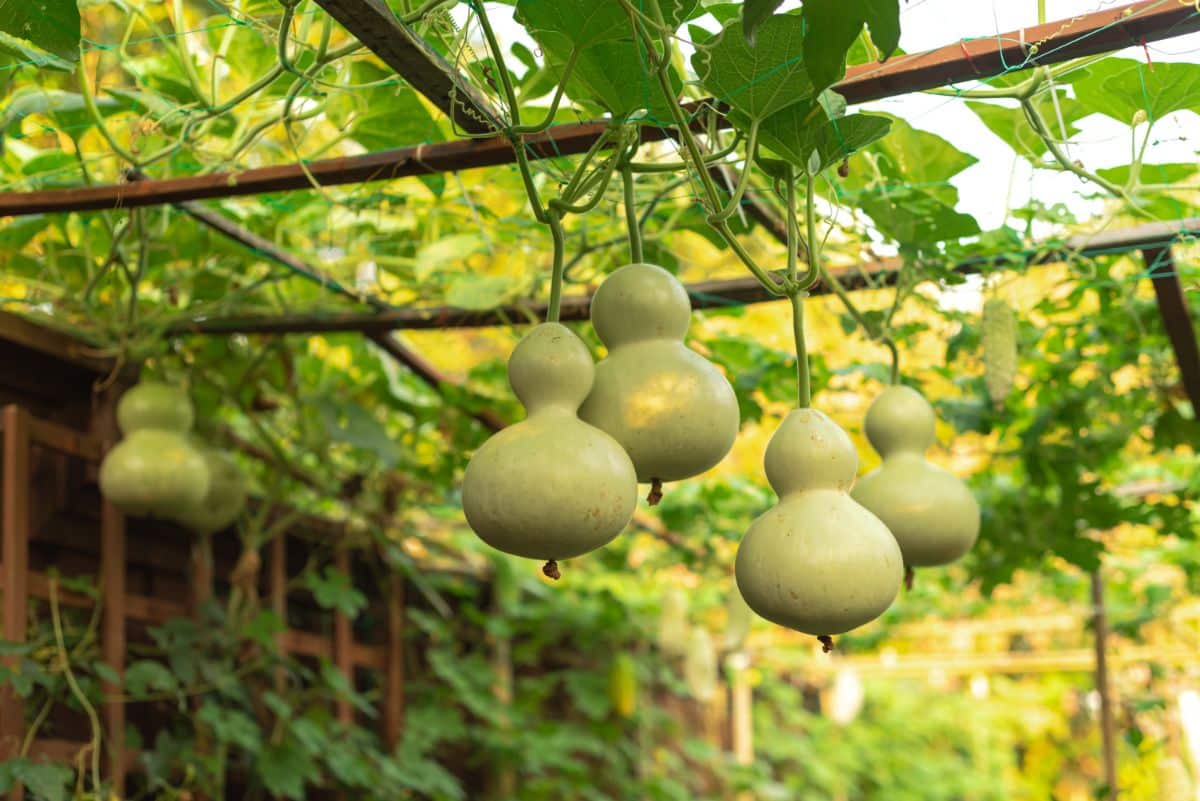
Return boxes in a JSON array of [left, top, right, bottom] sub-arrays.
[[657, 586, 690, 657], [100, 383, 209, 518], [462, 323, 638, 571], [981, 297, 1017, 407], [580, 263, 739, 487], [683, 628, 718, 702], [735, 409, 902, 642], [608, 653, 638, 718], [851, 386, 980, 568]]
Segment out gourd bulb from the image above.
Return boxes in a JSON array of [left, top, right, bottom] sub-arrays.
[[101, 382, 210, 519], [683, 628, 718, 702], [981, 298, 1017, 407], [735, 408, 902, 638], [581, 263, 739, 485], [657, 587, 690, 657], [851, 386, 980, 568], [116, 382, 195, 434], [100, 430, 210, 517], [171, 448, 248, 534], [462, 323, 638, 567]]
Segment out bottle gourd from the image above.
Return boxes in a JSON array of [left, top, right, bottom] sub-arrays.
[[100, 382, 210, 518], [171, 447, 248, 535], [851, 386, 980, 568], [735, 409, 902, 644], [462, 323, 637, 572], [580, 263, 739, 491]]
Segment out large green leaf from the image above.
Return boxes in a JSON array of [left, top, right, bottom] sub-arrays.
[[325, 62, 440, 152], [567, 39, 683, 121], [0, 88, 120, 143], [0, 0, 80, 71], [839, 115, 976, 206], [445, 274, 521, 310], [741, 0, 784, 43], [1096, 161, 1197, 187], [966, 92, 1086, 161], [513, 0, 628, 58], [802, 0, 900, 92], [859, 186, 980, 247], [758, 107, 892, 175], [693, 14, 813, 123], [1070, 57, 1200, 124]]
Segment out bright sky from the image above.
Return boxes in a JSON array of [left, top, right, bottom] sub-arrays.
[[479, 0, 1200, 234]]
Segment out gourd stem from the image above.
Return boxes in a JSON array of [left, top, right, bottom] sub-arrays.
[[546, 211, 567, 322], [790, 292, 811, 409], [884, 338, 900, 385], [621, 155, 644, 263], [509, 48, 579, 135]]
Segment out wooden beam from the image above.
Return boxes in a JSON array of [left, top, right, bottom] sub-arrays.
[[0, 1, 1193, 216], [1, 406, 30, 797], [168, 216, 1200, 336], [1143, 246, 1200, 412], [312, 0, 500, 134], [1092, 569, 1118, 801]]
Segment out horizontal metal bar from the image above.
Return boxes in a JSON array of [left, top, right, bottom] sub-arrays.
[[167, 216, 1200, 335]]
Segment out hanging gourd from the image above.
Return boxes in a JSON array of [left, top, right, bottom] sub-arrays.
[[607, 652, 638, 718], [171, 447, 249, 535], [723, 584, 754, 652], [683, 628, 718, 702], [462, 323, 638, 578], [981, 297, 1017, 407], [656, 586, 690, 657], [851, 385, 980, 575], [580, 263, 739, 502], [100, 382, 210, 518], [735, 408, 903, 649]]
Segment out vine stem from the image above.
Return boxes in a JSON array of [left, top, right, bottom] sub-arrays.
[[620, 154, 644, 263], [547, 212, 567, 322], [49, 579, 104, 796], [784, 165, 812, 408]]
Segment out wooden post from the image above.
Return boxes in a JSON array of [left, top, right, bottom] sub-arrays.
[[332, 549, 353, 725], [2, 406, 30, 801], [1091, 569, 1117, 800], [270, 534, 287, 691], [100, 493, 126, 793], [486, 582, 515, 800], [382, 578, 405, 749]]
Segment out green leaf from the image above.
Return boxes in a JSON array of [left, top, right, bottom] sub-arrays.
[[858, 187, 980, 247], [303, 566, 367, 617], [742, 0, 784, 44], [124, 660, 180, 699], [12, 761, 73, 801], [802, 0, 900, 92], [311, 395, 403, 466], [693, 14, 814, 122], [0, 88, 119, 142], [1097, 161, 1196, 187], [567, 40, 684, 121], [0, 0, 80, 71], [1070, 57, 1200, 124], [198, 702, 263, 753], [445, 274, 521, 311], [838, 115, 976, 206], [414, 234, 487, 283], [513, 0, 628, 58], [759, 108, 892, 175], [258, 738, 318, 800], [966, 94, 1086, 161], [325, 62, 440, 152]]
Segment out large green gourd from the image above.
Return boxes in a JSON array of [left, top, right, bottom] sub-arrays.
[[735, 408, 902, 637], [580, 263, 739, 483], [462, 323, 638, 563], [851, 386, 980, 567], [100, 382, 210, 518], [171, 447, 248, 534]]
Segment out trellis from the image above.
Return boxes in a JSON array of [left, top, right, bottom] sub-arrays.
[[0, 0, 1198, 797]]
